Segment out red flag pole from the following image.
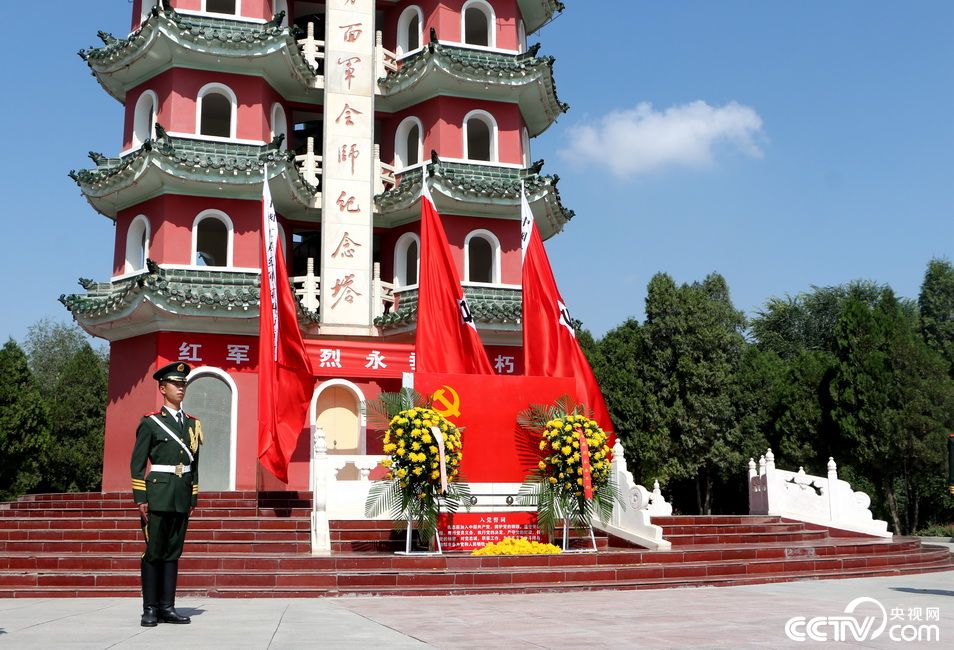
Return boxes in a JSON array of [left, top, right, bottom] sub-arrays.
[[257, 166, 315, 483]]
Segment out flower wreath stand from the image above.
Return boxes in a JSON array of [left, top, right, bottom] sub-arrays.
[[364, 389, 470, 555], [517, 396, 622, 552]]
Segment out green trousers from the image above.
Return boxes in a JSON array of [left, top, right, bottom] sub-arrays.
[[141, 511, 189, 562]]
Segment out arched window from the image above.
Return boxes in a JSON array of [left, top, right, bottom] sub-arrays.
[[394, 232, 420, 288], [394, 116, 423, 169], [464, 229, 500, 284], [197, 83, 237, 139], [270, 103, 288, 150], [462, 0, 495, 48], [193, 210, 233, 267], [132, 91, 157, 149], [396, 6, 423, 56], [184, 368, 236, 491], [204, 0, 238, 15], [521, 127, 531, 167], [124, 215, 150, 274], [463, 110, 497, 162]]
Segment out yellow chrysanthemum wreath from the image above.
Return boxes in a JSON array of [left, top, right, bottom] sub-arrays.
[[365, 389, 470, 543], [537, 413, 611, 494], [518, 396, 622, 539], [471, 537, 562, 556], [380, 406, 462, 491]]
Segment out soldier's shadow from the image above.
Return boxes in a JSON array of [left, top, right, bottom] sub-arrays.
[[891, 587, 954, 597], [176, 607, 206, 618]]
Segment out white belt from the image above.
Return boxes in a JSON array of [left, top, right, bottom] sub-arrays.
[[151, 464, 191, 475]]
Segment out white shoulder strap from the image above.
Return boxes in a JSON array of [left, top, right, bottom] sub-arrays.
[[149, 414, 195, 463]]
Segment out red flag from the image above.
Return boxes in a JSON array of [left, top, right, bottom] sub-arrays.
[[521, 186, 613, 431], [258, 171, 315, 483], [416, 177, 494, 375]]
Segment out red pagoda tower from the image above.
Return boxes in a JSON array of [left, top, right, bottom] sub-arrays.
[[66, 0, 570, 521]]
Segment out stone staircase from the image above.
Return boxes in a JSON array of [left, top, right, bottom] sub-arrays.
[[0, 492, 950, 597]]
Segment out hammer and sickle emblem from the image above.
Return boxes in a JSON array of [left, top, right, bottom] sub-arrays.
[[432, 384, 461, 418]]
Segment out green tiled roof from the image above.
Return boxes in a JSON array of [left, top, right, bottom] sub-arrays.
[[379, 42, 567, 136], [375, 158, 574, 232], [79, 5, 315, 102], [60, 261, 323, 326], [60, 261, 261, 319], [374, 286, 522, 330], [68, 131, 315, 214], [71, 131, 293, 187]]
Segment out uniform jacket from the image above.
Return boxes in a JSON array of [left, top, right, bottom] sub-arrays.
[[130, 407, 201, 513]]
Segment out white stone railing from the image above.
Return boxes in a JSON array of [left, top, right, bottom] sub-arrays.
[[311, 425, 387, 554], [374, 30, 399, 82], [292, 257, 320, 312], [294, 136, 323, 189], [374, 144, 396, 195], [748, 448, 891, 537], [593, 440, 672, 550], [292, 259, 394, 319], [298, 21, 326, 72]]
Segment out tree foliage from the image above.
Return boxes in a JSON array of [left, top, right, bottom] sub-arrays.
[[829, 290, 954, 533], [23, 319, 91, 398], [592, 262, 954, 530], [38, 343, 108, 493], [919, 258, 954, 375], [0, 339, 52, 499], [598, 273, 749, 514], [751, 281, 884, 359]]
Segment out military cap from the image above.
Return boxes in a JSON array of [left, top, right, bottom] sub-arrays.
[[153, 362, 191, 383]]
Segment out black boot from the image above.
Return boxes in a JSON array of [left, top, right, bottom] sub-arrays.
[[158, 560, 191, 624], [140, 560, 159, 627]]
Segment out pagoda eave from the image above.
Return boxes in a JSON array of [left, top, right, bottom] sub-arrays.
[[378, 44, 567, 137], [517, 0, 566, 34], [71, 140, 317, 220], [63, 295, 260, 342], [374, 162, 573, 239], [375, 285, 523, 338], [83, 10, 321, 104]]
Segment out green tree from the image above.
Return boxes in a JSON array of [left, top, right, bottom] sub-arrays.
[[769, 349, 837, 471], [829, 290, 954, 533], [638, 272, 748, 514], [918, 258, 954, 375], [0, 339, 52, 499], [751, 281, 884, 360], [38, 343, 107, 492], [23, 319, 92, 398], [595, 318, 670, 483]]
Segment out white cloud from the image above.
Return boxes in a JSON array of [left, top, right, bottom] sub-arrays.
[[559, 101, 765, 178]]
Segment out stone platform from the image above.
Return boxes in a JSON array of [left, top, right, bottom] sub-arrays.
[[0, 491, 950, 598]]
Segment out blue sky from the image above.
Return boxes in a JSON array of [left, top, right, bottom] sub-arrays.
[[1, 1, 952, 344]]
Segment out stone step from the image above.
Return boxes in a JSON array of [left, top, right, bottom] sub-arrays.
[[659, 523, 809, 536], [0, 507, 312, 519], [0, 537, 933, 573], [663, 529, 831, 546], [0, 528, 310, 543], [1, 550, 948, 598]]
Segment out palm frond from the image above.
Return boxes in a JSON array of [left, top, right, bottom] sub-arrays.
[[365, 479, 404, 519]]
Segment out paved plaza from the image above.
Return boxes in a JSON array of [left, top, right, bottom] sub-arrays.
[[1, 568, 952, 649]]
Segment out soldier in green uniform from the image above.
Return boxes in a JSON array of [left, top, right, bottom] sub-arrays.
[[131, 362, 202, 627]]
